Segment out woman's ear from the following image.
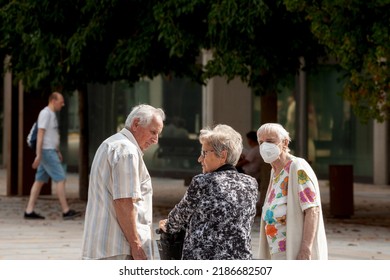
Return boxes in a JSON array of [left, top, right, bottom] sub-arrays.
[[220, 150, 228, 163], [280, 139, 288, 151]]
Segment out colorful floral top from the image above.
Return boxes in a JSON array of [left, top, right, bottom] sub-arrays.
[[261, 157, 319, 255]]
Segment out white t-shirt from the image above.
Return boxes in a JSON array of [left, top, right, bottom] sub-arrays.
[[37, 106, 59, 149]]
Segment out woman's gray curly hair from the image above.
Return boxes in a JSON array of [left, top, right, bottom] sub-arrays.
[[199, 124, 243, 165]]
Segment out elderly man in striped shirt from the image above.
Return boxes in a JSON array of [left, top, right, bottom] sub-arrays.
[[81, 104, 165, 260]]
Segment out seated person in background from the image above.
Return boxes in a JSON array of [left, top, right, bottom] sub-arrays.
[[236, 131, 263, 183], [161, 116, 189, 139]]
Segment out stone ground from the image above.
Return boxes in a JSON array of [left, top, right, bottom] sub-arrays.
[[1, 169, 390, 260]]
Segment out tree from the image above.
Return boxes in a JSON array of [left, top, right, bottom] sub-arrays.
[[154, 0, 326, 207], [1, 0, 206, 107], [1, 0, 325, 202], [68, 0, 205, 198], [285, 0, 390, 122], [4, 0, 387, 198], [154, 0, 325, 122], [0, 0, 205, 198], [1, 0, 93, 198], [68, 0, 204, 84]]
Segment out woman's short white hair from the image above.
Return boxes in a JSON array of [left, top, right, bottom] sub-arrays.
[[257, 123, 291, 152], [125, 104, 165, 128], [199, 124, 243, 165]]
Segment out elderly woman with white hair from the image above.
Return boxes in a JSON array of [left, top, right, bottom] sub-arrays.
[[257, 123, 328, 260], [159, 124, 258, 259]]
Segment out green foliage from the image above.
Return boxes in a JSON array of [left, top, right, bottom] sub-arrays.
[[1, 0, 87, 90], [1, 0, 388, 122], [154, 0, 325, 94], [0, 0, 204, 92], [285, 0, 390, 122]]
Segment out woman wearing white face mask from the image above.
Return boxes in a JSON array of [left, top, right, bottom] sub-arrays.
[[257, 123, 328, 260]]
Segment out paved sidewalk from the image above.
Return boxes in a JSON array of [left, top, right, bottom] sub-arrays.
[[1, 169, 390, 260]]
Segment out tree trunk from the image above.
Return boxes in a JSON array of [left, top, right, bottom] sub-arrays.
[[257, 90, 277, 216], [20, 89, 52, 195], [78, 86, 89, 201], [260, 90, 277, 124]]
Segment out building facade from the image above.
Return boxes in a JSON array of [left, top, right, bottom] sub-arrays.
[[1, 61, 389, 195]]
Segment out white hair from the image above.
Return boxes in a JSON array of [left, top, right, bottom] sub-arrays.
[[125, 104, 165, 128], [199, 124, 243, 165], [257, 123, 291, 152]]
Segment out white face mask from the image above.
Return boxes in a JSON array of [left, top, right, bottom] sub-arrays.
[[259, 142, 281, 163]]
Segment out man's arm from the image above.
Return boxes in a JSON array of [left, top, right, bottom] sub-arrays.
[[297, 206, 319, 260], [32, 128, 45, 169], [113, 198, 147, 260]]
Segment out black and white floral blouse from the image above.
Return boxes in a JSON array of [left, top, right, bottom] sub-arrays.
[[166, 164, 258, 260]]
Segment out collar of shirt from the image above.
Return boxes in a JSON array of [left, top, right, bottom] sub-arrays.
[[120, 128, 144, 156], [215, 163, 236, 172]]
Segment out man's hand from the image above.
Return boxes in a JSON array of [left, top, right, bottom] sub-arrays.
[[114, 198, 149, 260], [130, 241, 147, 260], [32, 155, 41, 169], [57, 150, 63, 162]]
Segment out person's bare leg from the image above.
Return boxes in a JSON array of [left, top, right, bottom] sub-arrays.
[[56, 180, 70, 213], [25, 181, 45, 213]]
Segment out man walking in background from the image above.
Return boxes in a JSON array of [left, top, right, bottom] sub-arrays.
[[24, 92, 81, 220]]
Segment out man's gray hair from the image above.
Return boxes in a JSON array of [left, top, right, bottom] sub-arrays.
[[125, 104, 165, 128], [199, 124, 243, 165]]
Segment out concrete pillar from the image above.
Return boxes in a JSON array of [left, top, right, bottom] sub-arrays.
[[3, 59, 11, 168], [373, 120, 388, 185], [202, 50, 214, 127], [3, 57, 14, 195], [295, 57, 308, 160], [201, 50, 253, 142], [212, 77, 252, 137]]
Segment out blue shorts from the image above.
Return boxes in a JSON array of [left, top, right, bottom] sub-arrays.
[[35, 149, 66, 183]]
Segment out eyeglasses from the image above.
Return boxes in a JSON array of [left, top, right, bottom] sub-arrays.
[[200, 150, 214, 158]]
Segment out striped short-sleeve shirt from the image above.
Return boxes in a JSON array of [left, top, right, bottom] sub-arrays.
[[81, 128, 153, 259]]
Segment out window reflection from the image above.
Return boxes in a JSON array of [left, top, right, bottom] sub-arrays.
[[272, 65, 373, 180], [65, 76, 203, 177]]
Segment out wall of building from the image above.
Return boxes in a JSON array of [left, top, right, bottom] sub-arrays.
[[1, 66, 389, 186], [211, 76, 253, 144]]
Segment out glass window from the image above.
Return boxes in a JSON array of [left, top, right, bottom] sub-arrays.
[[308, 65, 373, 181], [150, 77, 202, 174], [65, 79, 158, 170], [65, 76, 203, 177], [259, 65, 373, 181]]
